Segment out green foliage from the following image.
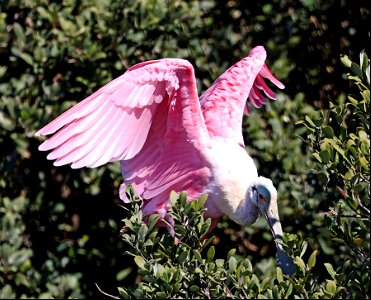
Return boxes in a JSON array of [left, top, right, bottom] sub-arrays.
[[117, 191, 346, 299], [299, 51, 370, 298], [1, 195, 83, 299]]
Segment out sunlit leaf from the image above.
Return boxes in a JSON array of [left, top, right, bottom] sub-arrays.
[[308, 250, 319, 270], [324, 263, 336, 280]]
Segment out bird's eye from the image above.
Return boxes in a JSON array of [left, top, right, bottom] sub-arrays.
[[258, 193, 264, 201]]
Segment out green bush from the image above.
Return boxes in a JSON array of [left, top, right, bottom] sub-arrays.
[[117, 191, 344, 299], [299, 51, 370, 298]]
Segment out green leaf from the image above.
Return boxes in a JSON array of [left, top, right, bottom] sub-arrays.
[[351, 62, 363, 78], [207, 246, 215, 262], [155, 263, 165, 278], [305, 115, 316, 127], [11, 47, 34, 66], [324, 138, 351, 164], [359, 156, 369, 171], [215, 259, 224, 268], [134, 256, 146, 269], [0, 111, 14, 130], [308, 250, 319, 270], [285, 283, 293, 298], [326, 280, 336, 295], [156, 291, 167, 298], [228, 256, 237, 272], [178, 250, 189, 264], [251, 274, 261, 292], [359, 50, 369, 73], [340, 54, 352, 68], [243, 258, 253, 272], [202, 236, 215, 249], [147, 214, 160, 232], [331, 238, 345, 244], [294, 256, 306, 274], [261, 276, 271, 290], [207, 262, 215, 272], [227, 248, 236, 260], [193, 250, 203, 264], [312, 152, 322, 163], [13, 23, 25, 41], [117, 287, 129, 298], [179, 191, 188, 202], [138, 224, 148, 241], [347, 95, 359, 105], [169, 190, 179, 206], [37, 6, 53, 22], [276, 267, 283, 283], [116, 267, 132, 281], [189, 285, 200, 292], [322, 126, 334, 138], [272, 285, 281, 299], [324, 263, 336, 280], [300, 240, 308, 258]]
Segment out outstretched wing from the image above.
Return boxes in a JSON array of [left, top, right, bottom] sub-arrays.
[[199, 46, 284, 144], [36, 59, 212, 216]]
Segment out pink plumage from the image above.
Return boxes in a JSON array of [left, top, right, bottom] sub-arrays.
[[36, 45, 284, 222], [36, 46, 296, 275]]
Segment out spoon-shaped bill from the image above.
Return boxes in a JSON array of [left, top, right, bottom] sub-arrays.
[[261, 198, 296, 276]]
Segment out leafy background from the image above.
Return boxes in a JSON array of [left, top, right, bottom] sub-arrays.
[[0, 0, 369, 298]]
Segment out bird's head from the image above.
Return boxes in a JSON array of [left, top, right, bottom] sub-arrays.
[[249, 177, 281, 237], [248, 176, 296, 276]]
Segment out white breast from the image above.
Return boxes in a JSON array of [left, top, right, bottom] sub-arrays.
[[203, 138, 258, 223]]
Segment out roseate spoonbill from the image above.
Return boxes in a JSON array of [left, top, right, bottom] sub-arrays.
[[36, 45, 295, 275]]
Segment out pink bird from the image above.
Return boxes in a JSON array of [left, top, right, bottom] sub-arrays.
[[36, 45, 295, 275]]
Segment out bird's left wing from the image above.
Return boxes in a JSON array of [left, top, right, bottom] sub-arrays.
[[199, 46, 284, 144]]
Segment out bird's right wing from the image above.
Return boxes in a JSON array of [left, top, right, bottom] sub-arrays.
[[36, 59, 213, 215]]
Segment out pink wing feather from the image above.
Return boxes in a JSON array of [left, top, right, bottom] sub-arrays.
[[200, 46, 284, 144], [36, 59, 212, 217]]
